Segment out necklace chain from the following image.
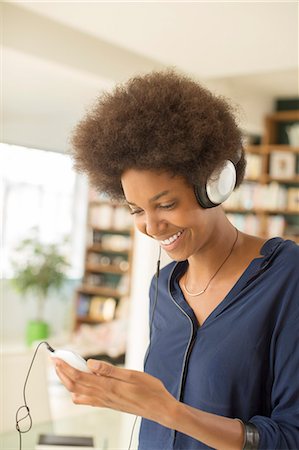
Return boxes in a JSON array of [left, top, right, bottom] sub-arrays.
[[183, 228, 239, 297]]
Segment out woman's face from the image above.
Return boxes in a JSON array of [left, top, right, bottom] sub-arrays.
[[121, 169, 218, 261]]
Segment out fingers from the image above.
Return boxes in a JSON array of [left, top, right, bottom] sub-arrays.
[[53, 359, 94, 391], [54, 359, 119, 397], [53, 357, 140, 387], [53, 357, 172, 418], [53, 361, 121, 409], [87, 359, 140, 384]]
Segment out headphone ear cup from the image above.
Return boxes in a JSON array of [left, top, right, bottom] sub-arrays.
[[194, 184, 216, 208], [195, 160, 237, 209]]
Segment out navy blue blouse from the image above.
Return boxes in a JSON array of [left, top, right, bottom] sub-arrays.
[[139, 237, 299, 450]]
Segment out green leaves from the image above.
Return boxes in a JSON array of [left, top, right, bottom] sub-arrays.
[[11, 232, 70, 300]]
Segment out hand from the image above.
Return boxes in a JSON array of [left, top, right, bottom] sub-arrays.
[[53, 358, 178, 426]]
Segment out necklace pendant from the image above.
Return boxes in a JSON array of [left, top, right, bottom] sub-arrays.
[[184, 286, 206, 297], [197, 289, 205, 295], [189, 289, 205, 297]]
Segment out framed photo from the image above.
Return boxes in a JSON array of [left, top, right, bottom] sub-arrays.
[[89, 296, 116, 321], [269, 151, 296, 179]]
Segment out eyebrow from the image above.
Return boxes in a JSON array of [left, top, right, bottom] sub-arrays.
[[126, 190, 170, 206]]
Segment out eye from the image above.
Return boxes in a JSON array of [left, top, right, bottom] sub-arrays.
[[129, 208, 144, 216], [159, 202, 176, 210]]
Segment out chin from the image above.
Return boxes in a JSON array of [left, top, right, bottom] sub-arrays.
[[165, 249, 189, 262]]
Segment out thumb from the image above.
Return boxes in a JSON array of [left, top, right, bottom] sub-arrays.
[[87, 359, 113, 374]]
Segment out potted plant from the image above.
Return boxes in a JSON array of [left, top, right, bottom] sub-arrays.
[[11, 231, 69, 346]]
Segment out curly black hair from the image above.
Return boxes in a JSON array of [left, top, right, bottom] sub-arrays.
[[71, 69, 246, 200]]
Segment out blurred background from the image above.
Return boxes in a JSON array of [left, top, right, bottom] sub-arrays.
[[1, 1, 298, 448]]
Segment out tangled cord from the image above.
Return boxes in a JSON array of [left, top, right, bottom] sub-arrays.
[[15, 261, 162, 450], [15, 341, 50, 450]]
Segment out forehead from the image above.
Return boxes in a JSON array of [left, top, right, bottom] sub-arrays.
[[121, 169, 190, 202]]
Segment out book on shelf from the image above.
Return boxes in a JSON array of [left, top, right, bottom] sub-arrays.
[[287, 188, 299, 211], [89, 203, 114, 229], [89, 204, 132, 231], [89, 296, 116, 321], [84, 273, 105, 286], [266, 215, 286, 237], [77, 294, 91, 317], [224, 182, 288, 211], [101, 234, 131, 251], [264, 182, 287, 211], [245, 153, 263, 180], [226, 213, 261, 235], [112, 205, 132, 230]]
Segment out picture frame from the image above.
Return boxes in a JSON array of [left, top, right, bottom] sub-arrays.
[[269, 151, 296, 179], [89, 297, 116, 322]]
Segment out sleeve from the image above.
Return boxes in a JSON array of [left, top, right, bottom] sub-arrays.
[[249, 312, 299, 450]]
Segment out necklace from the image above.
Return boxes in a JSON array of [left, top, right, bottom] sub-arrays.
[[183, 228, 239, 297]]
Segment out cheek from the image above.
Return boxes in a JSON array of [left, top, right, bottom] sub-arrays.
[[133, 216, 147, 235]]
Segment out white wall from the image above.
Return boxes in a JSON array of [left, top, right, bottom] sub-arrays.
[[204, 78, 274, 136], [2, 0, 297, 167], [125, 231, 171, 370]]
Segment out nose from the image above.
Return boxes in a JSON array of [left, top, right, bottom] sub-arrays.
[[143, 212, 166, 237]]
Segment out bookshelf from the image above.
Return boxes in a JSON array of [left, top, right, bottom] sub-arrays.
[[224, 110, 299, 243], [73, 188, 134, 360]]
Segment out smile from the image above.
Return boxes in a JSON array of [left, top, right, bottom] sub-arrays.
[[159, 230, 184, 246]]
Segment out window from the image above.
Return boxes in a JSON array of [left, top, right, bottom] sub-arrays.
[[0, 143, 87, 278]]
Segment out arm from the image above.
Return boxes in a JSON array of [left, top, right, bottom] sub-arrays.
[[54, 358, 245, 450], [249, 315, 299, 449]]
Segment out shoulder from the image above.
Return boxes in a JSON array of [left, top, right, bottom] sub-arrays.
[[284, 238, 299, 255], [275, 238, 299, 270], [268, 238, 299, 306], [259, 237, 298, 283]]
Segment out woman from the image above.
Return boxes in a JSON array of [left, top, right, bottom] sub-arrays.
[[54, 71, 299, 450]]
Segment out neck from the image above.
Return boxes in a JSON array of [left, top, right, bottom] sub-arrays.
[[186, 216, 239, 288]]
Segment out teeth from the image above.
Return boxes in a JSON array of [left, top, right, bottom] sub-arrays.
[[160, 231, 183, 246]]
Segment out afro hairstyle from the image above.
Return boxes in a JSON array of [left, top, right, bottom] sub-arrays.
[[71, 69, 246, 200]]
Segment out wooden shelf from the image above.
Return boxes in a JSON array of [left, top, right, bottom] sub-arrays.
[[245, 144, 299, 154], [78, 284, 123, 298], [85, 262, 128, 274], [264, 111, 299, 146], [76, 316, 107, 324], [267, 145, 299, 153], [265, 175, 299, 184], [245, 145, 267, 154], [74, 183, 135, 343], [266, 111, 299, 122], [267, 209, 299, 215], [87, 244, 129, 255], [244, 176, 261, 182], [225, 208, 299, 215], [89, 226, 132, 234], [227, 111, 299, 242]]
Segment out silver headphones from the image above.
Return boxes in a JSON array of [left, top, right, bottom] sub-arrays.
[[194, 158, 238, 209]]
